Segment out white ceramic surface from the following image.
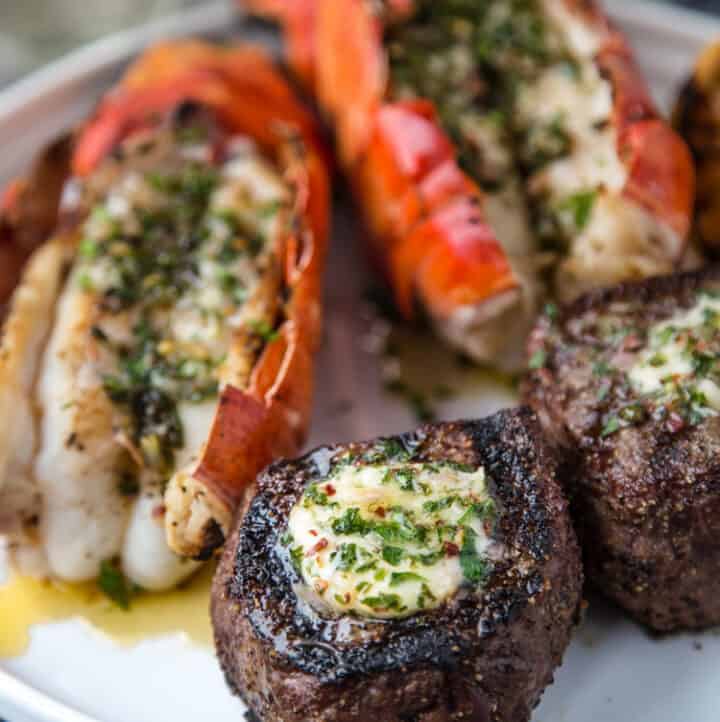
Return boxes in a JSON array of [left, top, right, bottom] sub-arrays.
[[1, 2, 719, 721]]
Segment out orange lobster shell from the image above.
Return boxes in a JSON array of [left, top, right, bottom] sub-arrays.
[[0, 138, 72, 318], [2, 41, 329, 520], [248, 0, 694, 331]]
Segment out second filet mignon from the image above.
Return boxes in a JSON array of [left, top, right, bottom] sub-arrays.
[[524, 266, 720, 632]]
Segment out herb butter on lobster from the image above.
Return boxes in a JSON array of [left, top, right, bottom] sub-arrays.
[[249, 0, 694, 367], [0, 41, 328, 590]]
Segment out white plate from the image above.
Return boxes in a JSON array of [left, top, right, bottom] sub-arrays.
[[1, 1, 720, 721]]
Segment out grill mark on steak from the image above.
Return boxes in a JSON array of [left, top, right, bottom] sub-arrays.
[[524, 265, 720, 632], [212, 408, 582, 721]]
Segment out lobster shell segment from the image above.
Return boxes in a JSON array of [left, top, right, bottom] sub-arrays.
[[242, 0, 318, 89], [312, 0, 524, 358], [594, 25, 694, 251], [74, 42, 325, 176]]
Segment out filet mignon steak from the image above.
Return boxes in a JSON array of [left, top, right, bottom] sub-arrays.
[[212, 409, 582, 721], [524, 266, 720, 632]]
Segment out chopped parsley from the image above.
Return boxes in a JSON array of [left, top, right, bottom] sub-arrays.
[[382, 545, 404, 566], [382, 467, 417, 491], [592, 360, 612, 377], [528, 349, 547, 370], [600, 416, 621, 438], [544, 302, 559, 321], [361, 593, 406, 613], [289, 545, 304, 575], [417, 583, 437, 609], [332, 507, 371, 536], [558, 190, 597, 231], [249, 319, 279, 343], [337, 543, 358, 570], [98, 559, 135, 610], [304, 483, 335, 508], [390, 571, 428, 586], [459, 527, 489, 584]]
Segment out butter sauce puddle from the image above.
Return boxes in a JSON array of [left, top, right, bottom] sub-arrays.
[[0, 561, 214, 658]]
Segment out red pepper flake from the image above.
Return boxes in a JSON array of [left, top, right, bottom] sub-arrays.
[[374, 506, 386, 518], [444, 542, 460, 557], [666, 412, 685, 434], [306, 538, 329, 556], [309, 529, 318, 537], [622, 334, 643, 351], [325, 484, 336, 496]]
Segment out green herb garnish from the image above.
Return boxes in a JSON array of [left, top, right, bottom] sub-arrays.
[[382, 545, 404, 566], [529, 350, 547, 370], [390, 572, 427, 586], [98, 559, 134, 610], [459, 527, 489, 584], [601, 416, 621, 438], [361, 593, 406, 612], [559, 190, 597, 230]]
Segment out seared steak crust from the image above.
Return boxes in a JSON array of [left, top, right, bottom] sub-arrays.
[[212, 409, 582, 721], [524, 266, 720, 632]]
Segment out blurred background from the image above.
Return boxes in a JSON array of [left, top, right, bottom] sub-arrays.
[[0, 0, 201, 88], [0, 0, 718, 90]]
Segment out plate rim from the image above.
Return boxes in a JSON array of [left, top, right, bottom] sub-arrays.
[[2, 0, 720, 132], [0, 1, 719, 721], [606, 0, 720, 42], [0, 1, 236, 128]]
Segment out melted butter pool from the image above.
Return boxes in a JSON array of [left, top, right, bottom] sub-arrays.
[[0, 562, 214, 658]]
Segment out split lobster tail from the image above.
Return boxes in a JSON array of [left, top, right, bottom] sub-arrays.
[[249, 0, 694, 367], [73, 42, 329, 558], [1, 41, 329, 576]]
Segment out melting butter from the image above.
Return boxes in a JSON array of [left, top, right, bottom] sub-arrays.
[[0, 563, 214, 658]]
